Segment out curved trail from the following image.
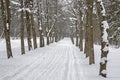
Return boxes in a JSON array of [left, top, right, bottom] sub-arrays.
[[1, 38, 83, 80]]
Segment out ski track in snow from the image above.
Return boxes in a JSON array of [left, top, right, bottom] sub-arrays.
[[0, 38, 84, 80]]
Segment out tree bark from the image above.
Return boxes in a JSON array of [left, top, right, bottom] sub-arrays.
[[46, 0, 50, 45], [1, 0, 13, 58], [20, 0, 25, 55], [97, 0, 109, 77], [25, 0, 32, 51], [76, 20, 79, 46], [79, 14, 83, 51], [38, 0, 44, 47], [30, 0, 37, 49], [85, 0, 95, 64]]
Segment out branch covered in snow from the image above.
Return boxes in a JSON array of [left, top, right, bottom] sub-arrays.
[[11, 1, 20, 6], [17, 8, 31, 13]]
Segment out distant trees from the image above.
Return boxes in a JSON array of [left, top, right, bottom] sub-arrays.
[[0, 0, 65, 58], [106, 0, 120, 47], [71, 0, 110, 78]]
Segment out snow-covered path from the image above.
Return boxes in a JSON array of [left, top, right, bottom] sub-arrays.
[[0, 38, 83, 80], [1, 38, 120, 80]]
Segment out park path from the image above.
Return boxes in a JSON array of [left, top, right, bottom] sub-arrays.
[[0, 38, 85, 80]]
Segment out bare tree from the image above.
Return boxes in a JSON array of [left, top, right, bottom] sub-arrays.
[[1, 0, 13, 58], [38, 0, 44, 47], [97, 0, 109, 77], [75, 20, 79, 46], [20, 0, 25, 55], [30, 0, 37, 49], [84, 0, 95, 64], [25, 0, 32, 51]]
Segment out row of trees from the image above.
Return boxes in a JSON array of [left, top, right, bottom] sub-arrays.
[[0, 0, 65, 58], [66, 0, 110, 78]]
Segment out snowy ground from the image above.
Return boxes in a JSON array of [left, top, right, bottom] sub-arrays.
[[0, 38, 120, 80]]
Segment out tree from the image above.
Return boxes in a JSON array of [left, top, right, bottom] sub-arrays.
[[75, 20, 79, 46], [20, 0, 25, 55], [54, 0, 59, 42], [84, 0, 95, 64], [79, 13, 83, 51], [97, 0, 109, 77], [1, 0, 13, 58], [78, 0, 84, 51], [30, 0, 37, 49], [25, 0, 32, 51], [46, 0, 50, 45], [38, 0, 45, 47]]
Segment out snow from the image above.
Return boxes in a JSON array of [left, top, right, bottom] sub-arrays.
[[100, 2, 106, 16], [0, 38, 120, 80], [17, 8, 31, 13], [6, 23, 9, 30], [97, 0, 106, 16], [100, 57, 107, 64], [102, 21, 109, 29], [103, 45, 109, 52], [39, 27, 42, 30], [102, 21, 109, 42], [101, 70, 107, 74], [102, 29, 108, 42], [11, 1, 20, 6]]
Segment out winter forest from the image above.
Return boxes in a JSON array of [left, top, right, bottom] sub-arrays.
[[0, 0, 120, 80]]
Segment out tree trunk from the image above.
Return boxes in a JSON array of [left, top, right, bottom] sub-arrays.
[[30, 0, 37, 49], [85, 0, 95, 64], [46, 0, 50, 45], [97, 0, 109, 77], [25, 0, 32, 51], [1, 0, 13, 58], [79, 14, 83, 51], [31, 14, 37, 49], [20, 0, 25, 55], [76, 20, 79, 46], [55, 0, 58, 42], [38, 0, 44, 47], [89, 0, 95, 64]]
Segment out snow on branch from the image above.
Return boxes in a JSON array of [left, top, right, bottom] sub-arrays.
[[11, 1, 20, 6], [17, 8, 31, 13], [47, 20, 56, 37]]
